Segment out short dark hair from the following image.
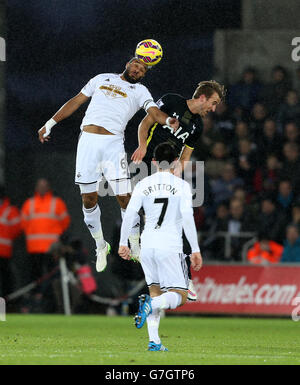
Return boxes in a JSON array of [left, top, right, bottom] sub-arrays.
[[153, 142, 177, 169], [193, 80, 226, 101]]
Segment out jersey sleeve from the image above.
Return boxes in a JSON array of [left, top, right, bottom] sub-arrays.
[[138, 86, 157, 112], [180, 182, 200, 253], [81, 75, 99, 97], [119, 183, 143, 246], [184, 121, 202, 150]]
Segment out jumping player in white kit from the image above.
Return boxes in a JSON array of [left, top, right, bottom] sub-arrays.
[[38, 57, 179, 272], [119, 142, 202, 351]]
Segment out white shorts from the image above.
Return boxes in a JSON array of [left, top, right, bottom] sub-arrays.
[[75, 131, 132, 195], [140, 248, 189, 292]]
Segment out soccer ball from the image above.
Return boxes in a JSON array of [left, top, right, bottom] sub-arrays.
[[135, 39, 163, 67]]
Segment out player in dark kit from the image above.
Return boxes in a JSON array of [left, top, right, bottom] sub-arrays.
[[131, 80, 225, 300]]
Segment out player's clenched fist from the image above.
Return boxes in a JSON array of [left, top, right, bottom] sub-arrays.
[[118, 245, 131, 260], [190, 252, 203, 271]]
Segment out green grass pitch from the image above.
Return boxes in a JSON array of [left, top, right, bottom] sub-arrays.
[[0, 314, 300, 365]]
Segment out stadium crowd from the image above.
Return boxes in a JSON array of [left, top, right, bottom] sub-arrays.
[[193, 65, 300, 263]]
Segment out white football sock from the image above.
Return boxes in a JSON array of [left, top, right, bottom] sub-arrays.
[[121, 208, 140, 236], [83, 204, 105, 249], [151, 292, 182, 311], [146, 308, 161, 344]]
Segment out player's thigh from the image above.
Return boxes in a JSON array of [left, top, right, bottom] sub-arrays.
[[149, 285, 163, 298], [75, 131, 103, 185], [140, 248, 160, 290], [154, 250, 189, 294], [101, 137, 132, 195]]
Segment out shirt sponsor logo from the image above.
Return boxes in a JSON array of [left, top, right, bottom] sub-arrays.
[[99, 85, 127, 98]]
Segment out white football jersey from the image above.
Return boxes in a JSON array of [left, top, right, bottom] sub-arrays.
[[126, 171, 195, 253], [80, 73, 156, 136]]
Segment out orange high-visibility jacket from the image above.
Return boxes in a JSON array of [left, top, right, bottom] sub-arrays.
[[21, 192, 70, 254], [247, 241, 283, 264], [0, 198, 21, 258]]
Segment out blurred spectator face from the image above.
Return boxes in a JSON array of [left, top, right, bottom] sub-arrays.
[[216, 204, 229, 219], [243, 69, 255, 84], [238, 139, 252, 155], [263, 119, 276, 138], [222, 164, 236, 181], [292, 206, 300, 223], [279, 181, 292, 197], [272, 67, 285, 82], [252, 103, 267, 120], [283, 142, 299, 162], [286, 225, 300, 244], [230, 199, 244, 219], [211, 142, 227, 159], [202, 115, 214, 132], [284, 122, 299, 141], [215, 101, 227, 115], [233, 188, 246, 203], [261, 199, 275, 215], [286, 90, 298, 106], [235, 121, 249, 138], [35, 178, 50, 196], [266, 154, 280, 170]]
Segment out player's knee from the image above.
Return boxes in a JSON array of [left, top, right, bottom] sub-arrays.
[[82, 192, 98, 209], [180, 291, 188, 306], [116, 193, 131, 209]]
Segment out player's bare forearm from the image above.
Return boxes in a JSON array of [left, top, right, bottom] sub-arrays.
[[132, 114, 154, 163], [179, 146, 193, 172], [147, 106, 179, 130], [53, 93, 89, 122], [38, 92, 89, 143]]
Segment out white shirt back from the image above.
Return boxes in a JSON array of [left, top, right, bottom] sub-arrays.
[[127, 171, 194, 252], [80, 73, 155, 136]]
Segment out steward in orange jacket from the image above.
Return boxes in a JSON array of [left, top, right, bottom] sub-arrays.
[[247, 233, 283, 265], [21, 179, 70, 255], [0, 197, 21, 258], [0, 187, 21, 297]]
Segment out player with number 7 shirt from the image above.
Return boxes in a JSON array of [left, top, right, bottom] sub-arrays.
[[131, 80, 226, 300]]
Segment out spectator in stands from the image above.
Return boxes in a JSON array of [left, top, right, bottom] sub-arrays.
[[214, 101, 235, 144], [277, 90, 300, 130], [230, 120, 250, 155], [281, 225, 300, 263], [21, 178, 70, 310], [290, 203, 300, 232], [294, 66, 300, 95], [283, 121, 300, 146], [257, 118, 283, 161], [0, 186, 21, 297], [225, 198, 256, 261], [205, 141, 230, 180], [210, 162, 244, 205], [254, 154, 282, 193], [280, 142, 300, 194], [234, 138, 258, 190], [227, 67, 262, 111], [249, 103, 268, 140], [194, 114, 224, 160], [256, 196, 287, 244], [260, 65, 292, 115], [247, 232, 283, 265], [276, 179, 295, 215], [202, 201, 229, 260]]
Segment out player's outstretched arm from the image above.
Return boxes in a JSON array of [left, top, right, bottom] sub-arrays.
[[147, 106, 179, 130], [131, 113, 156, 164], [38, 92, 90, 143]]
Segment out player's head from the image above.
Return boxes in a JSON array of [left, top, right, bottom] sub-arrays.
[[153, 142, 178, 170], [122, 57, 149, 84], [192, 80, 226, 117]]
